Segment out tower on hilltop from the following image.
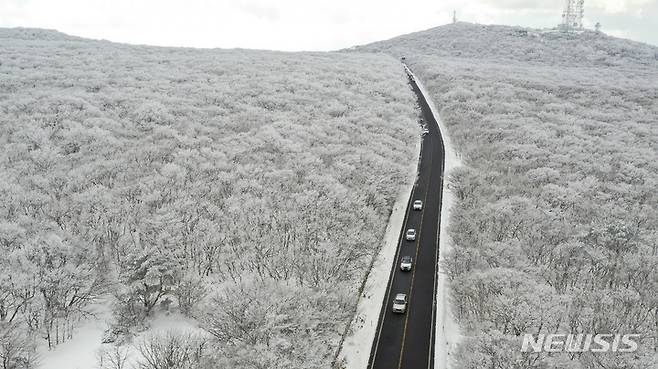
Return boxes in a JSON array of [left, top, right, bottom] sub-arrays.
[[560, 0, 584, 31]]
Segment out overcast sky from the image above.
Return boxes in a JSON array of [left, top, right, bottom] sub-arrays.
[[1, 0, 657, 50]]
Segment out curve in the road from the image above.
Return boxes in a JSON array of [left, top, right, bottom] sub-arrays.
[[367, 66, 446, 369]]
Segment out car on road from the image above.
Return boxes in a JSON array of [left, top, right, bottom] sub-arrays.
[[400, 256, 413, 271], [413, 200, 423, 210], [405, 228, 416, 241], [422, 128, 430, 136], [392, 293, 408, 313]]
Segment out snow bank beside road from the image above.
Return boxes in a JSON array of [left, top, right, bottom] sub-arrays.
[[337, 136, 421, 369], [338, 65, 463, 369], [405, 66, 463, 369]]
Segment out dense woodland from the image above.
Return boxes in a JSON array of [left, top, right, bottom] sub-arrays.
[[0, 29, 419, 368], [356, 22, 658, 69], [357, 23, 658, 369]]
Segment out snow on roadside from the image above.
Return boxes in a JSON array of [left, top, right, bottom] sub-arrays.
[[405, 65, 463, 369], [337, 135, 422, 369]]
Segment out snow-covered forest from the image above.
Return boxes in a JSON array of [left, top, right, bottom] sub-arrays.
[[357, 23, 658, 368], [0, 28, 419, 368]]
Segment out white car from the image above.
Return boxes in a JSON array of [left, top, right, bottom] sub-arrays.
[[413, 200, 423, 211], [400, 256, 413, 271], [392, 293, 408, 313], [405, 229, 416, 241]]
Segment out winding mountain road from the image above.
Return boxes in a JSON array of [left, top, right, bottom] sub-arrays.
[[367, 67, 446, 369]]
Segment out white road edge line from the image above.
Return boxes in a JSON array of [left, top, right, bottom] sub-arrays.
[[404, 64, 463, 369], [336, 72, 423, 368], [397, 150, 432, 369]]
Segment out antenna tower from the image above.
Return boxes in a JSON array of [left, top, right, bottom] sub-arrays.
[[561, 0, 584, 31]]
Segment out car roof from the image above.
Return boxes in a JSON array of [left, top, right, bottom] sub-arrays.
[[414, 200, 422, 203], [395, 293, 407, 299]]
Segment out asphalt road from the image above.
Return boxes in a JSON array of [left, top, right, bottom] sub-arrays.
[[368, 67, 445, 369]]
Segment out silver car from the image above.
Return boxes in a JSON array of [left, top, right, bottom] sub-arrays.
[[413, 200, 423, 210], [405, 229, 416, 241], [400, 256, 413, 271], [392, 293, 408, 313]]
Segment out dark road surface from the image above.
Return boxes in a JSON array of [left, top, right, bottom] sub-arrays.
[[368, 67, 445, 369]]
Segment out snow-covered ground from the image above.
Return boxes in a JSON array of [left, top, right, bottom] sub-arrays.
[[337, 135, 421, 369], [36, 298, 111, 369], [38, 315, 108, 369], [338, 66, 463, 369], [405, 66, 462, 369], [38, 303, 202, 369], [2, 29, 419, 369]]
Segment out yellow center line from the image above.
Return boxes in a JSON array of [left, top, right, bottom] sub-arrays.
[[397, 144, 433, 369], [369, 139, 422, 369]]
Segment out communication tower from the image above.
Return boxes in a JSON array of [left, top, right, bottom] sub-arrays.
[[560, 0, 584, 31]]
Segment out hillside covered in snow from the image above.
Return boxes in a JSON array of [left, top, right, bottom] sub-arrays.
[[354, 22, 658, 68], [0, 29, 419, 369], [355, 22, 658, 369]]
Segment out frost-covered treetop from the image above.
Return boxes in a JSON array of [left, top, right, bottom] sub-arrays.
[[352, 22, 658, 68]]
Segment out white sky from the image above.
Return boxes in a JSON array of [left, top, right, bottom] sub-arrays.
[[1, 0, 657, 50]]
